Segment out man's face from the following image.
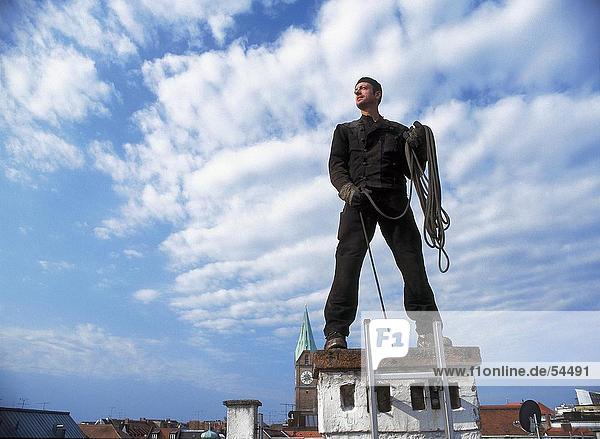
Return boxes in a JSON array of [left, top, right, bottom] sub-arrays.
[[354, 82, 380, 109]]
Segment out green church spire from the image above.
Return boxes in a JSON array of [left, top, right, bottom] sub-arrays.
[[295, 305, 317, 362]]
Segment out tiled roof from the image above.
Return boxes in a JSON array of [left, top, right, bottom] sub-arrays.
[[0, 406, 85, 438], [482, 402, 554, 414], [545, 425, 593, 436], [80, 424, 131, 438], [480, 404, 523, 435], [480, 402, 553, 436], [122, 419, 155, 437], [156, 427, 180, 439]]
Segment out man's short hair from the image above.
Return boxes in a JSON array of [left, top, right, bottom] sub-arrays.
[[356, 77, 382, 103]]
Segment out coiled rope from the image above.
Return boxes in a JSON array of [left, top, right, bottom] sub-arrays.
[[408, 125, 451, 272], [362, 124, 451, 273]]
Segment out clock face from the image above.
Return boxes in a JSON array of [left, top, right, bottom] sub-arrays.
[[300, 370, 313, 385]]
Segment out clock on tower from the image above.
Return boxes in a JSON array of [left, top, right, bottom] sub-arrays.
[[300, 370, 313, 385]]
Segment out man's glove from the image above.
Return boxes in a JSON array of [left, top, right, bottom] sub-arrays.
[[339, 182, 365, 207], [412, 120, 425, 137], [404, 120, 426, 150]]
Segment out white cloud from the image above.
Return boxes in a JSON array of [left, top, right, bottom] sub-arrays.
[[0, 323, 245, 392], [0, 4, 113, 180], [89, 140, 131, 181], [4, 0, 290, 64], [39, 260, 75, 271], [123, 248, 144, 258], [431, 1, 597, 89], [165, 235, 335, 333], [6, 130, 85, 173], [34, 0, 138, 58], [133, 288, 160, 303], [2, 0, 273, 182], [130, 0, 252, 44], [2, 45, 112, 125], [161, 175, 335, 265], [106, 0, 265, 49]]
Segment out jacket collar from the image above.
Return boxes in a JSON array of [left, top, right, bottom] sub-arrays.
[[356, 114, 391, 136]]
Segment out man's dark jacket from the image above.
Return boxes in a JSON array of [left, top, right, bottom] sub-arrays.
[[328, 115, 426, 193]]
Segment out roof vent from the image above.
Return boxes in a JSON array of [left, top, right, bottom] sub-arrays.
[[53, 423, 66, 438]]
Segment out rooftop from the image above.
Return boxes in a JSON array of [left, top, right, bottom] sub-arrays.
[[80, 424, 131, 438], [0, 406, 84, 438]]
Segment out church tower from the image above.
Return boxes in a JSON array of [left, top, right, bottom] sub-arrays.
[[291, 306, 318, 428]]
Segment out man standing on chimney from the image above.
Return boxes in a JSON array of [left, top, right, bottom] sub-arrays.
[[324, 77, 441, 350]]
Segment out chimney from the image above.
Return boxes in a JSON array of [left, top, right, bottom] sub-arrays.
[[313, 346, 482, 438], [223, 399, 262, 439]]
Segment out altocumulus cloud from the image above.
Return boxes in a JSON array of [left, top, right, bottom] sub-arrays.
[[0, 0, 277, 181], [0, 3, 113, 181]]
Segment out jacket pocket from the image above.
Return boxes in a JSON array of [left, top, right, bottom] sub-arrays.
[[381, 132, 400, 153]]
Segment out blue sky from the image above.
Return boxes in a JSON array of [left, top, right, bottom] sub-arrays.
[[1, 0, 599, 423]]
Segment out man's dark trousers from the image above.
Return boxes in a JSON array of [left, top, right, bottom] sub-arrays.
[[324, 188, 440, 337]]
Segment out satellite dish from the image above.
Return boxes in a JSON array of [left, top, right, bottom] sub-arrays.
[[519, 400, 541, 433]]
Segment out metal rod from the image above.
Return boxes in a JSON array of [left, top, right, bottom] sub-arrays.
[[433, 321, 455, 438], [364, 319, 380, 439], [359, 211, 387, 319], [533, 413, 541, 439]]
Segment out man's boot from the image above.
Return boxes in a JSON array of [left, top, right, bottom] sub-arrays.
[[324, 331, 347, 350]]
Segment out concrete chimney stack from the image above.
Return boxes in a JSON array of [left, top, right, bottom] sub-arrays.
[[223, 399, 262, 439]]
